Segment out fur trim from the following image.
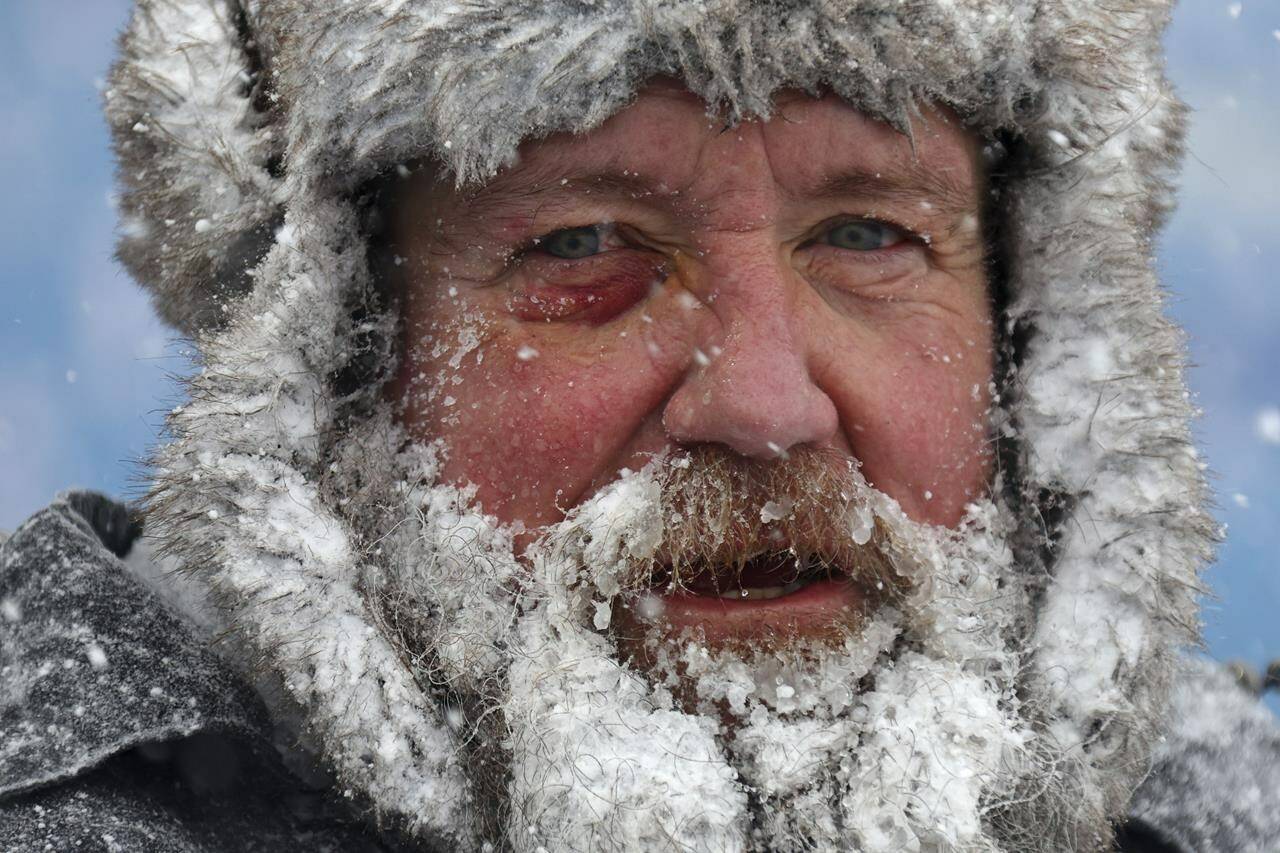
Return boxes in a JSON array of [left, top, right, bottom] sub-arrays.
[[106, 0, 282, 331]]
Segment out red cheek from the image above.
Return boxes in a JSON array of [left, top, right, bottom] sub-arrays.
[[431, 360, 652, 525]]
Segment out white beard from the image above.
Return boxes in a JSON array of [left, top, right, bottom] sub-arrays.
[[349, 432, 1119, 852]]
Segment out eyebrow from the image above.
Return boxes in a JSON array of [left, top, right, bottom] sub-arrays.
[[805, 161, 978, 218], [460, 168, 666, 218]]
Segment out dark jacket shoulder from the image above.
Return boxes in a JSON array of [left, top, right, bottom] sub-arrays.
[[0, 493, 391, 852]]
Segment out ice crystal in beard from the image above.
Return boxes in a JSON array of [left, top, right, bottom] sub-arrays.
[[642, 613, 903, 719], [646, 445, 903, 594], [535, 446, 914, 609], [562, 446, 919, 718]]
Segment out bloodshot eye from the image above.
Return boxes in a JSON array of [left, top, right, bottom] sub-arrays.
[[540, 226, 603, 259], [824, 220, 904, 252]]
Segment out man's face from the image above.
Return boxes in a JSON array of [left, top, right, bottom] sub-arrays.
[[367, 88, 1127, 849], [388, 84, 992, 653]]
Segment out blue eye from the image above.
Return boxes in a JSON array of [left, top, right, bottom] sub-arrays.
[[824, 220, 902, 251], [541, 226, 602, 259]]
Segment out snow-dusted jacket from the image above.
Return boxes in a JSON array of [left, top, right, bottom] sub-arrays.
[[3, 494, 1278, 852], [2, 0, 1273, 850], [0, 494, 395, 852]]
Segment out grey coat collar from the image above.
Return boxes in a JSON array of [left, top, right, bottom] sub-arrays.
[[1, 493, 404, 851], [0, 492, 267, 799]]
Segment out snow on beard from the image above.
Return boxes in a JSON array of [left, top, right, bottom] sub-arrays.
[[366, 442, 1090, 851]]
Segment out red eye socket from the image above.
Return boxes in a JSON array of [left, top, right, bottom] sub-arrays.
[[507, 252, 666, 325]]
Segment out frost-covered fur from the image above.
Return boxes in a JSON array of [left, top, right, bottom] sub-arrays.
[[106, 1, 1214, 850]]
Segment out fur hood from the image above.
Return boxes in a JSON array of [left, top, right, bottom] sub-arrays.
[[105, 1, 1215, 849]]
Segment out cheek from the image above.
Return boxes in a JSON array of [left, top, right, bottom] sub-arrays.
[[826, 318, 994, 526], [396, 307, 695, 527]]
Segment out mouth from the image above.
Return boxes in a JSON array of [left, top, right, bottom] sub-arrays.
[[661, 550, 840, 599], [622, 550, 882, 647]]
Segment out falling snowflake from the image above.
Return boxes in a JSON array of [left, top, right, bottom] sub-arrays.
[[1256, 406, 1280, 445]]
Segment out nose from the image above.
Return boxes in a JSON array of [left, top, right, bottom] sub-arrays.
[[662, 262, 839, 459]]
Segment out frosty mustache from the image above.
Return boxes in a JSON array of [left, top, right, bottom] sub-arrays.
[[551, 445, 912, 607]]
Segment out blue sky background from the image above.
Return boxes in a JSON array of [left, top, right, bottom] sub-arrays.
[[2, 4, 1278, 684]]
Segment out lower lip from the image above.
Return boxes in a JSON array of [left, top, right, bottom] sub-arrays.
[[638, 578, 872, 646]]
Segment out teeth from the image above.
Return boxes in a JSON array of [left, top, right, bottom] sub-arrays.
[[717, 578, 808, 601]]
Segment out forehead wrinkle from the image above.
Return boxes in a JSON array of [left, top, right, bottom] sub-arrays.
[[458, 162, 685, 224]]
